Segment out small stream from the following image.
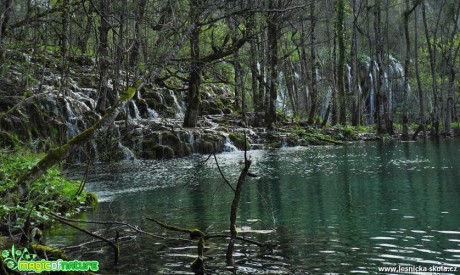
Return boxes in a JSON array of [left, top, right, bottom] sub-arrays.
[[45, 139, 460, 274]]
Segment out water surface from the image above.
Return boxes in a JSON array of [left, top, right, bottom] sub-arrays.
[[46, 139, 460, 274]]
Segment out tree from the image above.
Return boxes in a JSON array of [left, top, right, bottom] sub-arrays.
[[308, 0, 318, 125], [402, 1, 420, 140], [336, 0, 347, 125], [0, 0, 13, 63], [265, 0, 280, 130]]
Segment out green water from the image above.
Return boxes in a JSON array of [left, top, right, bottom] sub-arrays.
[[46, 139, 460, 274]]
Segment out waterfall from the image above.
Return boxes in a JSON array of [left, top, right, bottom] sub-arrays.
[[147, 106, 158, 119], [369, 72, 375, 125], [118, 141, 135, 160], [277, 72, 287, 113], [346, 64, 352, 94], [64, 99, 79, 140], [169, 90, 184, 118], [223, 134, 238, 152], [320, 87, 332, 118], [128, 100, 141, 120], [185, 131, 195, 153], [280, 136, 288, 148]]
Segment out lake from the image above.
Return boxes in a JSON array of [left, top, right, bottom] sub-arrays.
[[45, 139, 460, 274]]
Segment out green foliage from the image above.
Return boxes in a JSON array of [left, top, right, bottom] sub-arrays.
[[0, 152, 93, 234]]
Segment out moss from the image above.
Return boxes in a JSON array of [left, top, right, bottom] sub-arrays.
[[285, 135, 299, 146], [30, 244, 67, 260], [228, 132, 250, 150], [85, 192, 98, 206], [151, 145, 174, 159], [231, 224, 238, 236], [195, 140, 214, 154]]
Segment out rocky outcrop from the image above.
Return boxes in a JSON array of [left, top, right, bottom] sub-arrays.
[[1, 49, 375, 163]]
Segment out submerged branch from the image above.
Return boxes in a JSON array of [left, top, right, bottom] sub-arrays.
[[49, 213, 119, 265], [226, 132, 252, 265], [49, 213, 184, 241], [146, 217, 205, 239], [212, 152, 235, 192]]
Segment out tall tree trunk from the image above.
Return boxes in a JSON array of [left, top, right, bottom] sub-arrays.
[[445, 68, 455, 135], [422, 1, 439, 137], [234, 50, 245, 117], [247, 13, 259, 113], [60, 0, 70, 57], [183, 0, 202, 128], [96, 0, 111, 113], [350, 0, 360, 126], [130, 0, 147, 69], [331, 24, 338, 126], [0, 0, 13, 63], [402, 2, 412, 140], [113, 0, 127, 100], [265, 0, 279, 130], [308, 1, 318, 125], [259, 30, 267, 111], [413, 6, 426, 140], [374, 0, 385, 134], [250, 39, 259, 112], [443, 2, 460, 135], [336, 0, 347, 125], [78, 3, 94, 55]]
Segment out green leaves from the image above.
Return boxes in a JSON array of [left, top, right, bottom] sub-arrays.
[[1, 152, 87, 231]]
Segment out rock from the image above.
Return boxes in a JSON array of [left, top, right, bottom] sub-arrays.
[[143, 144, 174, 159], [229, 132, 250, 150], [195, 139, 214, 154]]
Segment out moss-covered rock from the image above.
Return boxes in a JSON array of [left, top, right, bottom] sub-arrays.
[[152, 145, 174, 159], [195, 140, 214, 154], [228, 132, 250, 150], [85, 192, 98, 206]]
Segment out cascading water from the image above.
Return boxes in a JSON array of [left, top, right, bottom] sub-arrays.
[[128, 100, 141, 120], [369, 73, 375, 124], [223, 134, 239, 152], [169, 90, 184, 118]]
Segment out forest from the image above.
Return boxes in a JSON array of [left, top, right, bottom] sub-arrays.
[[1, 0, 460, 274]]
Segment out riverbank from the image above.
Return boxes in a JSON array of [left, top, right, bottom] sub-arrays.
[[2, 49, 459, 164], [0, 150, 97, 274]]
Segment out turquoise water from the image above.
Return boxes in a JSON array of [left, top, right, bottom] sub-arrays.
[[46, 139, 460, 274]]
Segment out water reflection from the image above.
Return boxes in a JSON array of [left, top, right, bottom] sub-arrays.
[[46, 139, 460, 274]]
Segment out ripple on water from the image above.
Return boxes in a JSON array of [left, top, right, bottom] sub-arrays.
[[370, 237, 397, 240]]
